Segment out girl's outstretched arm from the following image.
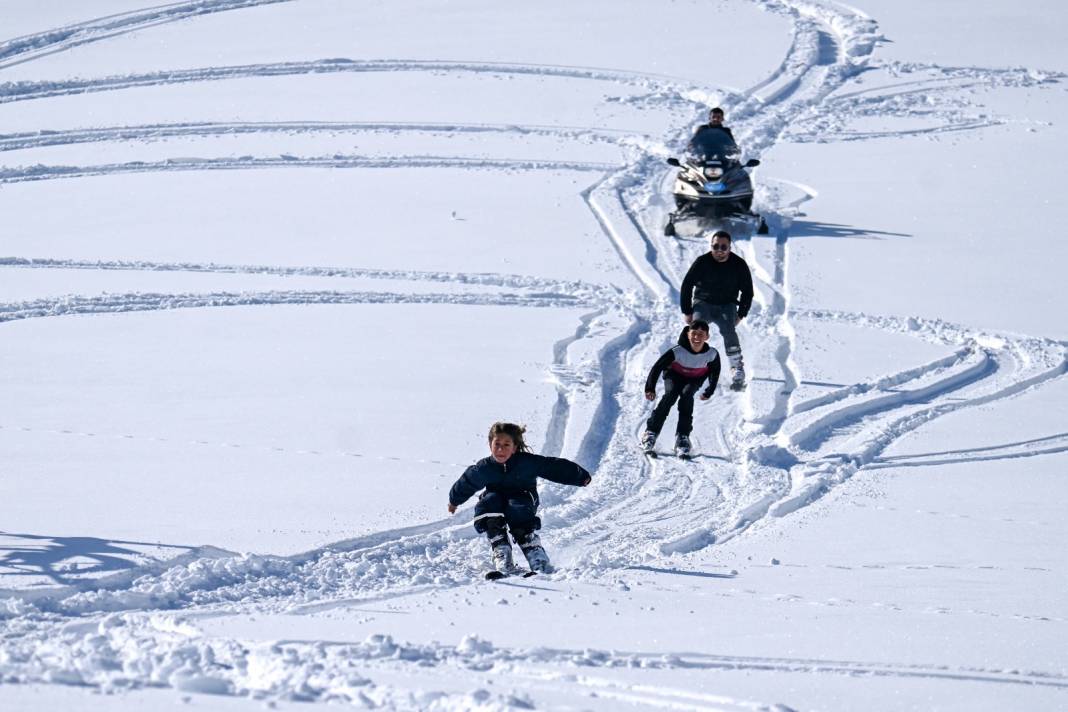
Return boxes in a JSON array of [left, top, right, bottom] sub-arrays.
[[532, 454, 591, 487]]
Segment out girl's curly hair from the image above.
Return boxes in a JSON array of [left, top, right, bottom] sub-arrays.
[[487, 422, 530, 453]]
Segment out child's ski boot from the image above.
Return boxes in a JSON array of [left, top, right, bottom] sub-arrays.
[[674, 434, 692, 459], [516, 532, 553, 574], [492, 542, 519, 571], [485, 532, 522, 579]]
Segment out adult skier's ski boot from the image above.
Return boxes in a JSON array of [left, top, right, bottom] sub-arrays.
[[675, 434, 692, 458], [726, 349, 747, 391], [730, 363, 747, 391], [516, 531, 552, 573], [640, 430, 658, 456]]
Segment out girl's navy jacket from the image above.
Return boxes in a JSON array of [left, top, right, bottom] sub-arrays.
[[449, 452, 590, 507]]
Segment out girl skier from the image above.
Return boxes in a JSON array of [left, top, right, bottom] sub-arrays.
[[448, 422, 591, 575], [641, 320, 722, 457]]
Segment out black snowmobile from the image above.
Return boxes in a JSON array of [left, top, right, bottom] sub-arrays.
[[664, 127, 768, 236]]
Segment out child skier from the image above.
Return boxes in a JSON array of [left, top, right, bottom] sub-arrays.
[[641, 320, 722, 457], [448, 422, 591, 575]]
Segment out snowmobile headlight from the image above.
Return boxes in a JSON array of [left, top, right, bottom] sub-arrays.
[[703, 167, 724, 179]]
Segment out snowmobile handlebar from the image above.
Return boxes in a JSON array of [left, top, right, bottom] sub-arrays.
[[666, 157, 761, 169]]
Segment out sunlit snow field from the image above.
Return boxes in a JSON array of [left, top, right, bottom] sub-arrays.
[[1, 1, 1066, 710]]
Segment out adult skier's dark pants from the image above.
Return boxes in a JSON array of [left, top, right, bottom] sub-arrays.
[[473, 491, 540, 542], [693, 301, 742, 365], [646, 373, 699, 436]]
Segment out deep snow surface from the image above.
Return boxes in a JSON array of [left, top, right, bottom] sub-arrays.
[[2, 1, 1067, 710]]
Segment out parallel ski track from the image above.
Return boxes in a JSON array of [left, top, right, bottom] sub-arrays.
[[0, 257, 607, 294], [0, 57, 693, 105], [0, 288, 600, 325], [0, 120, 639, 154], [0, 154, 619, 184]]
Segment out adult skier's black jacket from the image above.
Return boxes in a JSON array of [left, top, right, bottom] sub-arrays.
[[449, 452, 590, 507], [680, 251, 754, 318]]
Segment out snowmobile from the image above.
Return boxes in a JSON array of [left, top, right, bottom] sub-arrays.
[[664, 127, 768, 237]]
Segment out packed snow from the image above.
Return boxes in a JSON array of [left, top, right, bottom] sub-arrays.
[[2, 1, 1066, 710]]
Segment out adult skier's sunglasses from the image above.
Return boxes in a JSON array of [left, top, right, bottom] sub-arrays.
[[711, 243, 730, 251]]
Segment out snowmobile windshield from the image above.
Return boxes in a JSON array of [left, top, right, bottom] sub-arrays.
[[688, 127, 741, 163]]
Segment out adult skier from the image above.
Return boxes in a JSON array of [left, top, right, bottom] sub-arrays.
[[640, 320, 722, 457], [448, 422, 591, 576], [679, 230, 753, 390]]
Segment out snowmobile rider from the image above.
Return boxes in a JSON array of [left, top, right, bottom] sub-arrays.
[[448, 422, 591, 573], [641, 320, 722, 457], [693, 106, 734, 140], [679, 230, 754, 390]]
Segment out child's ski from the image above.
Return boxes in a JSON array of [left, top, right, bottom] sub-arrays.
[[485, 570, 537, 580], [643, 450, 697, 460]]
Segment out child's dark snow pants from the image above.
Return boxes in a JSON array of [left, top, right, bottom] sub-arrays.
[[646, 372, 699, 436], [473, 491, 540, 542]]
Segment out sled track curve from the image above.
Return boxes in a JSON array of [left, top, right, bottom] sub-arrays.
[[0, 0, 292, 70], [576, 0, 1068, 567]]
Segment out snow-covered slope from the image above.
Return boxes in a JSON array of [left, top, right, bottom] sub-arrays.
[[2, 1, 1066, 710]]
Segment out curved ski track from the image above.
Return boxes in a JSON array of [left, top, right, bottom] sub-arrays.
[[2, 0, 1067, 705], [0, 0, 293, 70]]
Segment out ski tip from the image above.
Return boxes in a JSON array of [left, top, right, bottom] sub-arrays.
[[522, 571, 538, 578]]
